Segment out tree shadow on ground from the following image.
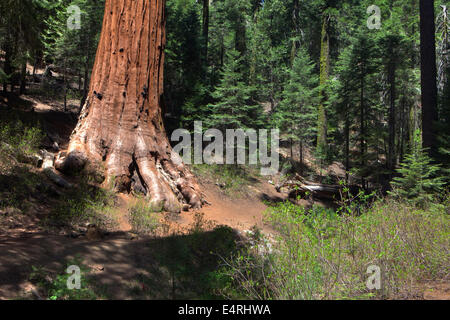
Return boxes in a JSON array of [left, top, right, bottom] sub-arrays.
[[259, 192, 285, 204], [0, 225, 242, 300]]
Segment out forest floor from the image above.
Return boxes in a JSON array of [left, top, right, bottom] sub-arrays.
[[0, 85, 288, 299], [0, 86, 448, 300]]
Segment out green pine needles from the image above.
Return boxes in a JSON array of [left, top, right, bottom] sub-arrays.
[[390, 130, 445, 207]]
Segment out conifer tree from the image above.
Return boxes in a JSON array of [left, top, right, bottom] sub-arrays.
[[391, 130, 444, 207], [274, 48, 318, 170], [208, 37, 264, 131]]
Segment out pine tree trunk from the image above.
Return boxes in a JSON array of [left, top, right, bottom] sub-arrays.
[[345, 113, 350, 183], [3, 40, 12, 93], [360, 68, 366, 190], [387, 54, 396, 172], [420, 0, 438, 154], [299, 140, 304, 176], [19, 60, 27, 96], [290, 0, 300, 64], [57, 0, 202, 212], [202, 0, 209, 60], [317, 13, 329, 151]]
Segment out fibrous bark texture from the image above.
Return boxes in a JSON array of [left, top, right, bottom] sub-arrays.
[[59, 0, 202, 212]]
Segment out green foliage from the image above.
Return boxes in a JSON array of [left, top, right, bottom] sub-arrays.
[[208, 39, 265, 131], [0, 68, 7, 84], [390, 131, 445, 207], [128, 198, 162, 235], [2, 0, 449, 190], [45, 179, 117, 229], [216, 196, 449, 300], [0, 117, 44, 161], [165, 0, 204, 130], [42, 0, 103, 65], [274, 48, 318, 146], [150, 221, 238, 300], [29, 258, 99, 300]]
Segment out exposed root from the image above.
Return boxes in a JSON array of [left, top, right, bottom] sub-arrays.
[[56, 143, 204, 213]]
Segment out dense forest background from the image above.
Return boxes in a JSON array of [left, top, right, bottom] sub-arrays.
[[1, 0, 449, 194]]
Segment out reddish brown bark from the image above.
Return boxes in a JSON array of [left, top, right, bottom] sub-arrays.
[[57, 0, 202, 212]]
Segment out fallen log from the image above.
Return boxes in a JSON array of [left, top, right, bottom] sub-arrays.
[[287, 183, 342, 201], [277, 177, 361, 202]]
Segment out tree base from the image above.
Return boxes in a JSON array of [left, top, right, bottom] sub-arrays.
[[56, 142, 203, 213]]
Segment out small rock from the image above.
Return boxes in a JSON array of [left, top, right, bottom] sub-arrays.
[[182, 204, 190, 212]]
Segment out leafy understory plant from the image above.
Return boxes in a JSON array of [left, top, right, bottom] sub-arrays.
[[214, 194, 449, 300], [128, 197, 162, 235], [29, 258, 98, 300]]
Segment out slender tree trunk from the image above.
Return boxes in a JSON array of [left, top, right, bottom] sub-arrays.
[[3, 41, 12, 93], [57, 0, 202, 212], [78, 67, 82, 92], [387, 54, 397, 172], [63, 59, 67, 112], [202, 0, 209, 61], [19, 60, 27, 96], [420, 0, 438, 154], [299, 140, 303, 176], [360, 69, 366, 190], [317, 13, 330, 152], [345, 112, 350, 184], [290, 137, 293, 159], [32, 54, 38, 77], [290, 0, 300, 64], [399, 93, 407, 163]]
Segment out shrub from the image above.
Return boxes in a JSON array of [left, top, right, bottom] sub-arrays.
[[29, 258, 99, 300], [216, 197, 449, 300], [45, 180, 117, 229], [0, 120, 43, 162], [128, 198, 161, 235]]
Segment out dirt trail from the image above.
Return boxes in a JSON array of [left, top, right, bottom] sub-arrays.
[[108, 179, 281, 235], [197, 181, 282, 232], [0, 179, 281, 300]]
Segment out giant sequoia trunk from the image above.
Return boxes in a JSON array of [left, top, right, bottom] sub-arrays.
[[58, 0, 202, 212]]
